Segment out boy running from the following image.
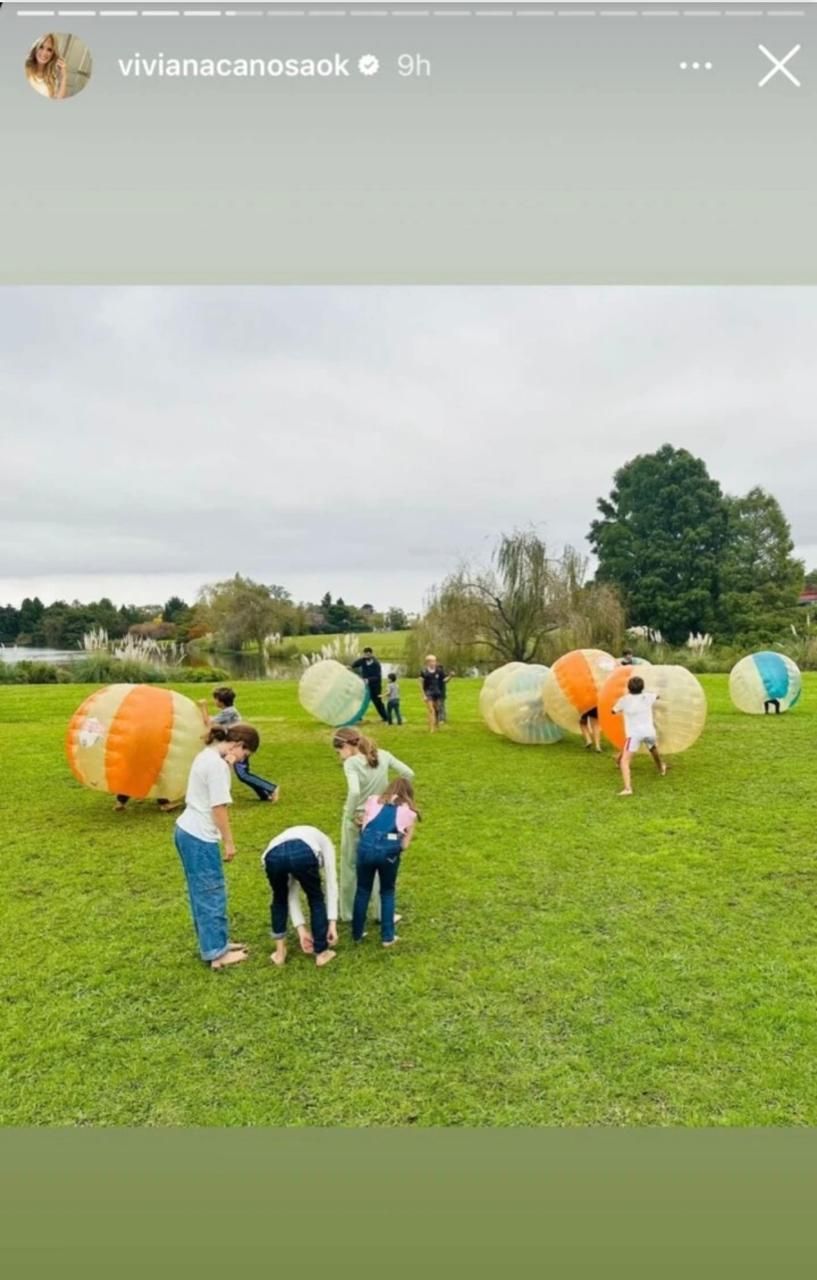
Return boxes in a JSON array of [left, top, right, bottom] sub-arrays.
[[612, 675, 667, 796]]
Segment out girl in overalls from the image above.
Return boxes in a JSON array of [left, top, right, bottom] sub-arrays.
[[352, 778, 420, 947]]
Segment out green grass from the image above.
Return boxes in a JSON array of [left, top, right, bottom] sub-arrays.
[[285, 631, 410, 660], [2, 676, 817, 1126]]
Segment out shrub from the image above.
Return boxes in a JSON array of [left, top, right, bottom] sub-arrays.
[[70, 655, 172, 684], [0, 657, 233, 686], [264, 640, 301, 663], [177, 665, 231, 683], [0, 661, 61, 684]]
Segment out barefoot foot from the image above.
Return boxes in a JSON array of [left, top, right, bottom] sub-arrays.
[[211, 948, 248, 970], [315, 949, 336, 967], [618, 789, 633, 797], [270, 947, 287, 967]]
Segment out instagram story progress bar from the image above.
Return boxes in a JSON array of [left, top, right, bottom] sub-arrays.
[[1, 3, 814, 284]]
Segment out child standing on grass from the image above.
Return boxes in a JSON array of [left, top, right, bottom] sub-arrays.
[[331, 726, 415, 923], [579, 707, 603, 753], [173, 723, 259, 970], [199, 686, 279, 803], [353, 778, 419, 948], [262, 825, 338, 968], [611, 675, 666, 797], [386, 672, 403, 725]]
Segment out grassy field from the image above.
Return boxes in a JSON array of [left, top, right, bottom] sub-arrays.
[[2, 675, 816, 1126], [283, 631, 410, 660]]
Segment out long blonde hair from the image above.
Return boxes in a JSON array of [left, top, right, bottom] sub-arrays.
[[332, 726, 378, 768], [26, 34, 61, 96]]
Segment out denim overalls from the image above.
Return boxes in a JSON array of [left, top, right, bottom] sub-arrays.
[[352, 804, 403, 944]]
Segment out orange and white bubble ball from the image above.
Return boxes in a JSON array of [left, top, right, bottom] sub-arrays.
[[598, 664, 707, 755], [66, 684, 204, 801], [541, 648, 617, 735]]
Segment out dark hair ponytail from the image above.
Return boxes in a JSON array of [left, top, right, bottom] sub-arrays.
[[204, 723, 259, 752]]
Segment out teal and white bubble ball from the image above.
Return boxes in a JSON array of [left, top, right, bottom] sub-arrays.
[[493, 664, 563, 746], [298, 660, 370, 727], [729, 652, 802, 716]]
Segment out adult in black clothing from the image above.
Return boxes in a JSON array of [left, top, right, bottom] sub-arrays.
[[351, 647, 389, 723]]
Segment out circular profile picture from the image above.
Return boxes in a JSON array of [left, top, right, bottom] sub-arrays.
[[25, 33, 93, 101]]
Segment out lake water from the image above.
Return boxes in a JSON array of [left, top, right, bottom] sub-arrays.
[[0, 645, 294, 680], [0, 646, 84, 664]]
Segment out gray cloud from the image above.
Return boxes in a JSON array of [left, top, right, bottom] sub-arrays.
[[2, 287, 816, 609]]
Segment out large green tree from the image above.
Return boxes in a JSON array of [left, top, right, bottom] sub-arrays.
[[197, 574, 284, 652], [718, 487, 804, 642], [588, 445, 728, 644]]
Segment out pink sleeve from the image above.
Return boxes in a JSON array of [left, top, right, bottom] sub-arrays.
[[362, 797, 380, 825], [396, 805, 417, 835]]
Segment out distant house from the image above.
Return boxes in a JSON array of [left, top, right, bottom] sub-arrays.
[[798, 589, 817, 606]]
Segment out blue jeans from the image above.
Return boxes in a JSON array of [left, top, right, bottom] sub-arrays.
[[264, 839, 330, 955], [233, 758, 277, 801], [353, 846, 401, 944], [387, 699, 402, 725], [174, 826, 229, 963]]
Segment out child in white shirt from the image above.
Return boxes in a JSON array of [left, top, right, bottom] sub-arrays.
[[611, 675, 667, 796], [262, 826, 338, 967]]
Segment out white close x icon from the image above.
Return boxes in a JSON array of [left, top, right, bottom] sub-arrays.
[[758, 44, 802, 89]]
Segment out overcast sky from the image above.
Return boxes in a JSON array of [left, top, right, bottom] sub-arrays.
[[2, 287, 815, 615]]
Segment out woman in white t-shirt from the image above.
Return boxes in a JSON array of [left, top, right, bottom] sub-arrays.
[[173, 723, 258, 969]]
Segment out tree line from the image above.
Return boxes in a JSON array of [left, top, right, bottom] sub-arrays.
[[0, 581, 409, 650]]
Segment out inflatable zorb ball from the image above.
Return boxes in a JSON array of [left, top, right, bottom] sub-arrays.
[[598, 664, 707, 755], [479, 662, 528, 735], [66, 684, 203, 801], [542, 648, 617, 734], [299, 659, 370, 727], [729, 652, 802, 715], [492, 665, 563, 746]]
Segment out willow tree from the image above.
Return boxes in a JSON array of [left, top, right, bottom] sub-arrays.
[[408, 531, 624, 670]]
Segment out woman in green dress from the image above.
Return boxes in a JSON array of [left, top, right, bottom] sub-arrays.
[[331, 726, 415, 923]]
